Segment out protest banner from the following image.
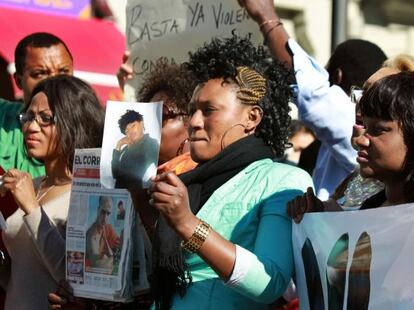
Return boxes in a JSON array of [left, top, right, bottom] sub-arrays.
[[124, 0, 262, 100], [292, 204, 414, 310]]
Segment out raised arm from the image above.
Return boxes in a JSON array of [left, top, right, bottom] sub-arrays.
[[240, 0, 357, 199], [240, 0, 356, 166], [239, 0, 292, 68]]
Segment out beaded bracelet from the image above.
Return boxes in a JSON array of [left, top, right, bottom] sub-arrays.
[[181, 220, 211, 253]]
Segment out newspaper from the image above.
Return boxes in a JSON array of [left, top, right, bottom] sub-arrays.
[[66, 148, 149, 302]]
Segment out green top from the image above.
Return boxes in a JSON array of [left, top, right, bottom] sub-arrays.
[[170, 159, 313, 310], [0, 98, 45, 177]]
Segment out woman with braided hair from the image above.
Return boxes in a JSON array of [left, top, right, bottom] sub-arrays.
[[149, 35, 313, 310]]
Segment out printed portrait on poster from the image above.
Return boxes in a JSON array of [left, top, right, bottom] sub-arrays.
[[100, 101, 162, 189], [85, 195, 126, 275]]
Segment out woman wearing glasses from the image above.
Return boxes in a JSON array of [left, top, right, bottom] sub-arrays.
[[137, 61, 198, 175], [133, 62, 199, 239], [0, 75, 104, 309]]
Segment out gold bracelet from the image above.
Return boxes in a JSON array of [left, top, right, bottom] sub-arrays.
[[181, 220, 211, 253]]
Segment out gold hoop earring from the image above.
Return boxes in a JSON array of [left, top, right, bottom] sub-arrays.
[[220, 123, 247, 150]]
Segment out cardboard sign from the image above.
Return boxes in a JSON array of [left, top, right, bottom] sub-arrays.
[[124, 0, 262, 100]]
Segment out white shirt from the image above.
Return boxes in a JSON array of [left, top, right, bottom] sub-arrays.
[[289, 39, 357, 200]]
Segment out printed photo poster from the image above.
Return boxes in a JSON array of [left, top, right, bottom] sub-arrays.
[[100, 101, 162, 189], [292, 203, 414, 310], [124, 0, 262, 100], [85, 194, 127, 276]]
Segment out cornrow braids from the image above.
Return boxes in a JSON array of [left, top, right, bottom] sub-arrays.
[[235, 66, 267, 106]]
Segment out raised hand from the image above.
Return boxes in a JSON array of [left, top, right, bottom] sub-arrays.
[[1, 169, 38, 214], [116, 50, 133, 91], [287, 187, 324, 223], [237, 0, 292, 68], [149, 172, 197, 233], [237, 0, 278, 23]]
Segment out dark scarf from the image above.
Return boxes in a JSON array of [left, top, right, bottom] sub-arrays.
[[360, 190, 386, 210], [152, 135, 274, 309]]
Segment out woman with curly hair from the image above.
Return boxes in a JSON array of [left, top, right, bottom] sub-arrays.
[[149, 35, 313, 310], [137, 61, 198, 175], [133, 62, 199, 241]]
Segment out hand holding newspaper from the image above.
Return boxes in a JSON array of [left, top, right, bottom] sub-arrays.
[[66, 149, 149, 302]]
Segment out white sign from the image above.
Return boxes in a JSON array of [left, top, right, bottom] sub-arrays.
[[124, 0, 262, 100], [293, 204, 414, 310]]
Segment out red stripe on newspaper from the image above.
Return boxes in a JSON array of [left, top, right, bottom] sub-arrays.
[[73, 168, 100, 178]]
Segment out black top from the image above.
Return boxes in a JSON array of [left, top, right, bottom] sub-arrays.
[[111, 134, 159, 189], [360, 190, 386, 210]]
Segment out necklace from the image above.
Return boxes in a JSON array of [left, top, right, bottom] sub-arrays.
[[35, 178, 56, 202], [35, 175, 72, 203]]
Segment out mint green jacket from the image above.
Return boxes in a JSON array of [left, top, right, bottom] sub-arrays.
[[170, 159, 313, 309], [0, 99, 44, 177]]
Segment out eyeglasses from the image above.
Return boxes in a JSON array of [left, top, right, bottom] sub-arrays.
[[350, 86, 363, 105], [162, 105, 187, 123], [19, 112, 56, 127]]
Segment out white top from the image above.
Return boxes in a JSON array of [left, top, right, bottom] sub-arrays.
[[1, 179, 70, 310]]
